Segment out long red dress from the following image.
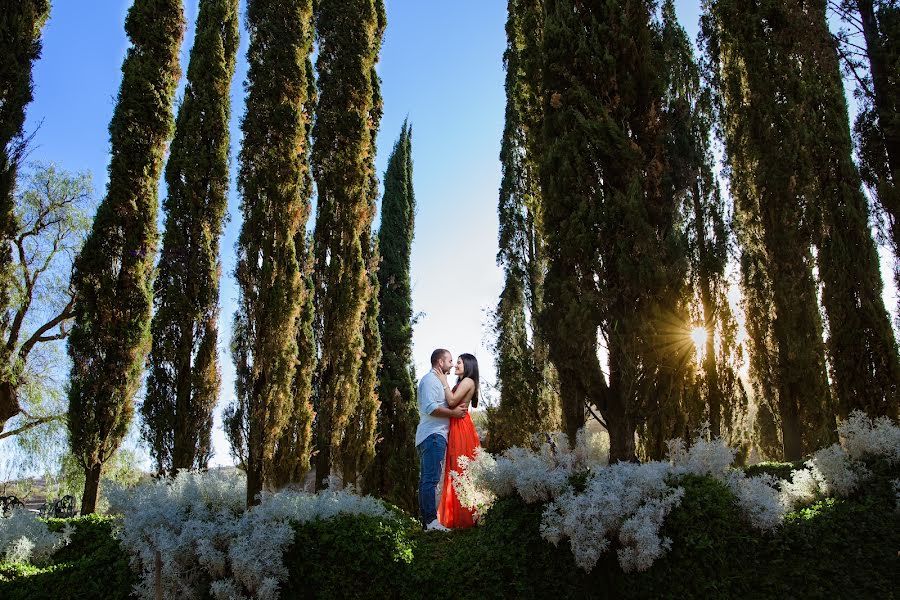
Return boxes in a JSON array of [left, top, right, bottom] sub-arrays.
[[438, 388, 481, 529]]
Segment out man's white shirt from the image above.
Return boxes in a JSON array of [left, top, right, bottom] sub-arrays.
[[415, 370, 449, 446]]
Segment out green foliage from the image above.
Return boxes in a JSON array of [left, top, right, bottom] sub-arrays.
[[2, 469, 898, 599], [798, 2, 900, 422], [0, 515, 134, 600], [701, 0, 836, 460], [490, 0, 561, 453], [269, 54, 318, 490], [143, 0, 239, 476], [312, 0, 386, 489], [1, 162, 92, 459], [0, 1, 50, 402], [366, 123, 420, 511], [282, 512, 417, 599], [540, 0, 692, 461], [66, 0, 184, 513], [833, 1, 900, 303], [229, 0, 315, 505]]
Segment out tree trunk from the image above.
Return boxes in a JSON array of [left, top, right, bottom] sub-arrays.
[[606, 402, 637, 463], [80, 461, 103, 515], [0, 380, 19, 433]]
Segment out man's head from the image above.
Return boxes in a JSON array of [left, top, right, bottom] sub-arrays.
[[430, 348, 453, 375]]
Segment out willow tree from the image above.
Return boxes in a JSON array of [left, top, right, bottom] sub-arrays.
[[312, 0, 386, 489], [364, 123, 419, 510], [701, 0, 835, 460], [142, 0, 238, 476], [657, 0, 748, 447], [832, 1, 900, 293], [269, 56, 317, 489], [67, 0, 184, 513], [799, 1, 899, 420], [230, 0, 315, 506], [541, 0, 689, 462], [490, 0, 561, 452], [0, 0, 50, 432]]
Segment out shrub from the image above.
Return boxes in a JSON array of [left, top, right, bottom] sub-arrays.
[[0, 515, 134, 600]]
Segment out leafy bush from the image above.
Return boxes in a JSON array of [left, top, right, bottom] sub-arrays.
[[0, 515, 134, 600]]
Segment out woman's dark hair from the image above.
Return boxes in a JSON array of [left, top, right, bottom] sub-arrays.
[[457, 353, 480, 408]]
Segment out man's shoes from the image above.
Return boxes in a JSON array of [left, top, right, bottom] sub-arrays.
[[425, 519, 449, 532]]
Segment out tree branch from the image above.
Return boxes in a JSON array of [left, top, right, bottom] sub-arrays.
[[0, 414, 60, 441], [18, 294, 76, 362]]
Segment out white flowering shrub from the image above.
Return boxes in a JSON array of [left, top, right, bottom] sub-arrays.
[[0, 509, 71, 565], [107, 470, 395, 600], [457, 412, 899, 573], [540, 461, 684, 572], [838, 410, 900, 463]]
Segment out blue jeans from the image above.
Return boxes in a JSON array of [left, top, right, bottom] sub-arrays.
[[417, 433, 447, 525]]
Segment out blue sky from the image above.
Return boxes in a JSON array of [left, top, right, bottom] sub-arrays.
[[31, 0, 888, 470]]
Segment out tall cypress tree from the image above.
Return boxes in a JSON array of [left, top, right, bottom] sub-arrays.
[[364, 123, 419, 511], [270, 56, 318, 489], [141, 0, 238, 476], [0, 0, 50, 430], [312, 0, 385, 489], [231, 0, 315, 506], [833, 1, 900, 294], [658, 0, 748, 446], [541, 0, 687, 462], [67, 0, 184, 513], [491, 0, 561, 452], [701, 0, 835, 460], [800, 1, 900, 420]]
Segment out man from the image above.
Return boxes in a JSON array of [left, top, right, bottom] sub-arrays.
[[416, 348, 466, 531]]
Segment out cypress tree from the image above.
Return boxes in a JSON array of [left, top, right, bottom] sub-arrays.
[[231, 0, 315, 506], [269, 57, 318, 489], [701, 0, 835, 460], [364, 123, 419, 511], [540, 0, 687, 462], [490, 0, 561, 452], [311, 0, 386, 489], [141, 0, 239, 476], [833, 1, 900, 294], [0, 0, 50, 429], [67, 0, 184, 513], [800, 2, 900, 419], [658, 0, 748, 445]]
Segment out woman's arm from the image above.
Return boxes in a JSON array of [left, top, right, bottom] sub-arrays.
[[435, 369, 474, 408]]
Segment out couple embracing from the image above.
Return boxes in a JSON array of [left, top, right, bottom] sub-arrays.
[[415, 348, 482, 532]]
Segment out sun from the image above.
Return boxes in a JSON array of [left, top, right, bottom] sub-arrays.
[[690, 326, 708, 357]]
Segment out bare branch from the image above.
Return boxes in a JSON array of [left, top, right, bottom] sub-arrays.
[[0, 414, 61, 441], [18, 294, 76, 362]]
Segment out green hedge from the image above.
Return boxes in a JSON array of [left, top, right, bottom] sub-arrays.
[[0, 514, 135, 600], [2, 466, 898, 599]]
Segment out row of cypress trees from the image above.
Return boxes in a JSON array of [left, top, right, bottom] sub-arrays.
[[0, 0, 420, 511], [494, 0, 899, 463]]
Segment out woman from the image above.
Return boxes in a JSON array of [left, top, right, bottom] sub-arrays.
[[435, 353, 481, 529]]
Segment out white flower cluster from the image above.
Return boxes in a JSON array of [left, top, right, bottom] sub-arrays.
[[455, 413, 900, 573], [450, 432, 595, 520], [0, 509, 71, 565], [780, 411, 900, 511], [838, 410, 900, 463], [541, 461, 683, 572], [107, 470, 393, 600]]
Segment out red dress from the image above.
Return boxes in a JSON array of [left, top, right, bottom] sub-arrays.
[[438, 391, 481, 529]]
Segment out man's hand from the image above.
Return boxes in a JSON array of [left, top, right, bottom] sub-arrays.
[[430, 406, 467, 419]]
